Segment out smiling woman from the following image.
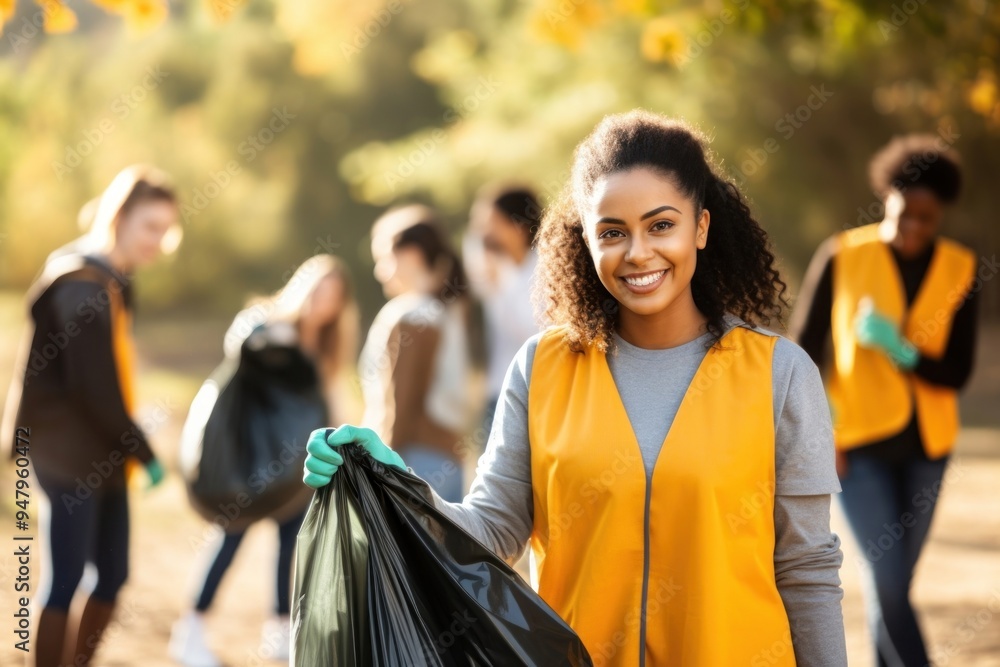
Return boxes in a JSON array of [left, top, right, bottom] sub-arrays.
[[302, 110, 847, 667], [585, 170, 709, 347], [536, 111, 787, 353]]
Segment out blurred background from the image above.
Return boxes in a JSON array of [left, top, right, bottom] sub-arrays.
[[0, 0, 998, 665]]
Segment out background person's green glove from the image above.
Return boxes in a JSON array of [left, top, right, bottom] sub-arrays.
[[303, 425, 406, 489], [145, 459, 166, 489], [854, 300, 919, 370]]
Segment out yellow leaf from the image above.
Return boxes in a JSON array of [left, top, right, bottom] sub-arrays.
[[208, 0, 246, 23], [39, 0, 78, 33], [641, 16, 687, 66], [613, 0, 652, 16], [122, 0, 168, 35], [530, 0, 605, 50], [92, 0, 131, 13], [968, 72, 998, 116]]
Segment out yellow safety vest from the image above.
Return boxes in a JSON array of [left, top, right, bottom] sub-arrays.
[[828, 224, 976, 458], [109, 287, 144, 483], [528, 325, 794, 666]]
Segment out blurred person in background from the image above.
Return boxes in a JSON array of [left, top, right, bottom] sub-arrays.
[[790, 135, 978, 667], [169, 254, 359, 667], [359, 205, 473, 502], [2, 165, 181, 667], [463, 183, 545, 437]]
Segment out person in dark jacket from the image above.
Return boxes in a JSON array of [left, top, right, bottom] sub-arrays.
[[2, 164, 181, 667], [790, 135, 978, 666]]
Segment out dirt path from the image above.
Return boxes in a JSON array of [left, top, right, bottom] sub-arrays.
[[2, 427, 997, 666]]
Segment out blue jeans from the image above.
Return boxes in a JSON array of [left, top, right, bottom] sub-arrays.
[[839, 449, 949, 667], [195, 512, 304, 615], [398, 444, 464, 503]]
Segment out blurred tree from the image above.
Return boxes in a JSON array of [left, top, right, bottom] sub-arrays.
[[0, 0, 997, 324]]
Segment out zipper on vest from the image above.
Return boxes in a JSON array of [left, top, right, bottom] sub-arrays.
[[638, 473, 654, 667]]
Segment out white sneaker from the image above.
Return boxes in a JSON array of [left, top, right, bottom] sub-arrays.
[[259, 615, 291, 661], [169, 612, 223, 667]]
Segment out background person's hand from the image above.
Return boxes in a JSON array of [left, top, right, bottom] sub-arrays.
[[854, 301, 919, 370], [145, 459, 166, 489], [303, 425, 406, 489]]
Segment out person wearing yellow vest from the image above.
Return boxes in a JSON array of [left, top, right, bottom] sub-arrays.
[[790, 135, 978, 666], [2, 165, 181, 667], [304, 111, 847, 666]]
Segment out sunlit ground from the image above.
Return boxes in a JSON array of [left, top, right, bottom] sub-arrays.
[[0, 290, 997, 666]]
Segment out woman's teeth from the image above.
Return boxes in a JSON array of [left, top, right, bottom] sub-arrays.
[[624, 271, 665, 287]]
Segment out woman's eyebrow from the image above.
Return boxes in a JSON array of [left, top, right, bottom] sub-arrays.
[[640, 205, 681, 220], [597, 204, 682, 225]]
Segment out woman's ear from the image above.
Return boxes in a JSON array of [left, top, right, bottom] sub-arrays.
[[696, 208, 710, 249]]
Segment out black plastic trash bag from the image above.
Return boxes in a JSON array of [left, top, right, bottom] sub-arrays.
[[179, 326, 327, 532], [292, 442, 593, 666]]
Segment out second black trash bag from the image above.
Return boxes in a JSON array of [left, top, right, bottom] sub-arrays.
[[179, 325, 327, 532], [292, 442, 593, 667]]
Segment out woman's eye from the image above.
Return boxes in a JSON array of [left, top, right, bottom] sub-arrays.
[[652, 220, 675, 231], [598, 229, 625, 239]]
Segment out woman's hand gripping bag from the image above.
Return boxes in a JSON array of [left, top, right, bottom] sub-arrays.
[[291, 443, 593, 666]]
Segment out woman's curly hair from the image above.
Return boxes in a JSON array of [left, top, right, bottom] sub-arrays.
[[534, 110, 787, 353]]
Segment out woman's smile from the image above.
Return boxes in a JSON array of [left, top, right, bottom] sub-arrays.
[[621, 268, 669, 293]]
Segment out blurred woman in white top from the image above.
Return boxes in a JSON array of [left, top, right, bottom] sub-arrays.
[[359, 205, 473, 501], [463, 184, 545, 436]]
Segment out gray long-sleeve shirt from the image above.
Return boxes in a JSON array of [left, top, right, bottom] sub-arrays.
[[430, 319, 847, 666]]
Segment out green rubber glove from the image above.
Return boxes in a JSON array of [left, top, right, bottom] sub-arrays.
[[145, 459, 165, 489], [854, 307, 919, 370], [303, 425, 406, 489]]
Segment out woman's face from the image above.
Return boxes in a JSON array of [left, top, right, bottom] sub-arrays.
[[371, 231, 430, 298], [884, 187, 944, 259], [582, 167, 709, 320], [116, 199, 178, 269], [302, 275, 345, 330]]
